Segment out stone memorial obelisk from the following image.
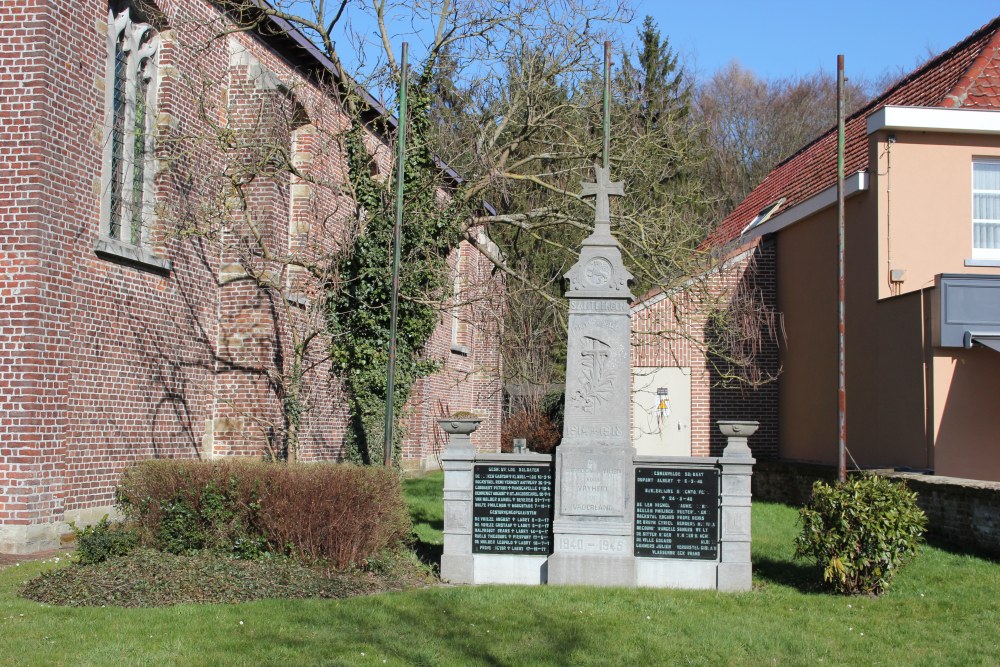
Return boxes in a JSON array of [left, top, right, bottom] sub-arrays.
[[548, 43, 636, 586]]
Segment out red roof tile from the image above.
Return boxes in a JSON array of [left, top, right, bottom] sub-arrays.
[[706, 15, 1000, 249]]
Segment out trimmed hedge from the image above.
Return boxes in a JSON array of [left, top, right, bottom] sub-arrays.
[[116, 460, 411, 569]]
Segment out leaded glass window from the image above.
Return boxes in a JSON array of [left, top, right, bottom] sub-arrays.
[[103, 3, 159, 246]]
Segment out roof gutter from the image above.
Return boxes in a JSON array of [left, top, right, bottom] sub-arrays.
[[739, 171, 869, 246], [867, 105, 1000, 136]]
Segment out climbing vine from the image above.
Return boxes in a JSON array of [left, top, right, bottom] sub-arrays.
[[328, 65, 468, 465]]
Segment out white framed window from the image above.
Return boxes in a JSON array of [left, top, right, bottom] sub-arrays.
[[100, 1, 160, 251], [973, 158, 1000, 260]]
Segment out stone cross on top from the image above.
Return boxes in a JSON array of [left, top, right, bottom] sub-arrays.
[[580, 164, 623, 236]]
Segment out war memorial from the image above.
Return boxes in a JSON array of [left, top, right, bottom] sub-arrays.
[[439, 46, 757, 591]]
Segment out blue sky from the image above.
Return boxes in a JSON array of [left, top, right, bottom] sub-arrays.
[[321, 1, 998, 94], [636, 1, 999, 82]]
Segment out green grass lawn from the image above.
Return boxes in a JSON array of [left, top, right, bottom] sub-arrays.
[[1, 472, 998, 666]]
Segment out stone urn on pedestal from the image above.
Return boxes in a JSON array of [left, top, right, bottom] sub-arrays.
[[437, 413, 481, 584], [715, 420, 758, 591], [718, 420, 758, 458], [437, 413, 482, 452]]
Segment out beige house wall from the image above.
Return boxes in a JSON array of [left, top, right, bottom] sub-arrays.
[[777, 130, 1000, 480], [775, 205, 838, 463], [931, 348, 1000, 480], [872, 130, 1000, 300], [774, 192, 929, 469], [872, 130, 1000, 480]]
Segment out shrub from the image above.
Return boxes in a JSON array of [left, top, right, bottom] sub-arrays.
[[794, 476, 927, 595], [115, 460, 411, 569], [73, 516, 138, 565], [252, 464, 412, 568], [502, 409, 561, 453], [116, 460, 264, 557]]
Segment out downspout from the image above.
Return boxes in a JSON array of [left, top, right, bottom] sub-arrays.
[[920, 288, 934, 471]]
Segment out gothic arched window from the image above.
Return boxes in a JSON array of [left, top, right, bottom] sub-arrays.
[[101, 2, 160, 248]]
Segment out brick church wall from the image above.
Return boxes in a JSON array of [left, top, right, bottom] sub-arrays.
[[0, 0, 501, 552]]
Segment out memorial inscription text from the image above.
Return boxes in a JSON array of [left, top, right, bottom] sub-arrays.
[[634, 467, 719, 560], [473, 465, 553, 555]]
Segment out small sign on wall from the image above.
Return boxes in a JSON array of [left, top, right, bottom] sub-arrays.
[[632, 367, 692, 456]]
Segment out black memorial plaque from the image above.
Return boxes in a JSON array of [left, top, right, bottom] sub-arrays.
[[473, 465, 553, 555], [634, 467, 719, 560]]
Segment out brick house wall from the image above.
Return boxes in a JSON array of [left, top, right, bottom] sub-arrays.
[[631, 239, 779, 458], [0, 0, 501, 553]]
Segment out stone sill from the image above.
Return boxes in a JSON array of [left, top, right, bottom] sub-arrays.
[[965, 258, 1000, 267], [476, 452, 552, 464], [450, 344, 470, 356], [95, 236, 172, 274]]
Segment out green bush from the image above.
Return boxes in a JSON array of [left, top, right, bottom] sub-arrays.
[[115, 460, 411, 568], [72, 516, 138, 565], [116, 461, 264, 557], [794, 476, 927, 595]]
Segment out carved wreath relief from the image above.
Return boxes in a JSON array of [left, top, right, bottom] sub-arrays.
[[585, 257, 612, 287], [570, 336, 615, 414]]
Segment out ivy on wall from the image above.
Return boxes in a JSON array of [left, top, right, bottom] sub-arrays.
[[329, 66, 468, 465]]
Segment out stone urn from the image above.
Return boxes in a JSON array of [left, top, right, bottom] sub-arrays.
[[437, 416, 482, 436], [437, 414, 482, 454], [717, 421, 758, 439], [717, 420, 759, 458]]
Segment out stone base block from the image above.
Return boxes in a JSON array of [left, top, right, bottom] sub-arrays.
[[635, 558, 717, 589], [0, 523, 62, 555], [0, 506, 117, 555], [474, 555, 547, 585], [441, 554, 474, 584], [717, 562, 752, 592], [547, 552, 635, 587]]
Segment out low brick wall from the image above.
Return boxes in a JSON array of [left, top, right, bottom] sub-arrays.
[[752, 460, 1000, 559], [751, 460, 838, 506]]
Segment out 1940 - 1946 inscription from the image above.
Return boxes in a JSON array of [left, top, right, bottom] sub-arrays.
[[473, 465, 553, 555], [634, 467, 719, 560]]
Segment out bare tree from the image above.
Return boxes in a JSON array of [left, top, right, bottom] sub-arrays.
[[696, 62, 871, 220], [146, 1, 790, 461]]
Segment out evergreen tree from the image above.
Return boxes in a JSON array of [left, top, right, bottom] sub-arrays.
[[629, 15, 690, 130]]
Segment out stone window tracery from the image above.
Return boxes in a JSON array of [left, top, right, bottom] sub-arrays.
[[101, 1, 160, 249]]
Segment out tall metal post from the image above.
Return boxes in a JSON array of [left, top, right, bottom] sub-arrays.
[[383, 43, 408, 467], [603, 41, 611, 170], [836, 54, 847, 483]]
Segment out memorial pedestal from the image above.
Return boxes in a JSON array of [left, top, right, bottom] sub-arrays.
[[716, 421, 757, 592], [440, 419, 477, 584]]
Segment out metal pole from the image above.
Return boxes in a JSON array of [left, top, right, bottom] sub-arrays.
[[837, 54, 847, 483], [603, 41, 611, 170], [383, 42, 408, 467]]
